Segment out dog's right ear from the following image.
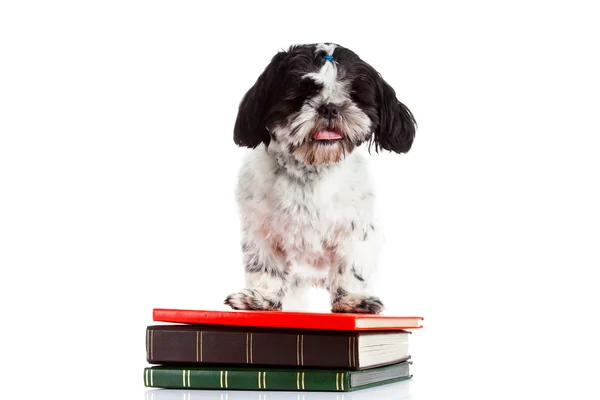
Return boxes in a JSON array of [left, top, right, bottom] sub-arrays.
[[234, 51, 289, 148]]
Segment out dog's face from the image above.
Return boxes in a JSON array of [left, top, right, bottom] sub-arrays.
[[234, 43, 416, 166]]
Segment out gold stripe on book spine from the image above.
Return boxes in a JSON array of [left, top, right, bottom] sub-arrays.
[[336, 373, 339, 390], [301, 335, 304, 365], [296, 372, 299, 390], [220, 371, 223, 388], [348, 337, 351, 367], [150, 369, 153, 386], [258, 372, 261, 389], [182, 370, 185, 387], [341, 373, 344, 390], [150, 330, 154, 360], [145, 369, 148, 386], [353, 336, 356, 368], [263, 371, 266, 389], [302, 372, 305, 390], [187, 370, 191, 387], [225, 371, 228, 388]]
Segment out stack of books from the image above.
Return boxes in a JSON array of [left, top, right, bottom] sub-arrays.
[[144, 308, 423, 393]]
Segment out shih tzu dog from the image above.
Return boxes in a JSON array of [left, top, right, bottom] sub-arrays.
[[224, 43, 416, 314]]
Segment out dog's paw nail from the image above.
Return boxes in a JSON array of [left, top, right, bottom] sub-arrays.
[[224, 291, 251, 310], [331, 293, 384, 314], [358, 296, 384, 314], [223, 289, 282, 311]]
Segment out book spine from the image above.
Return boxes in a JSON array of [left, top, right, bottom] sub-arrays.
[[147, 327, 358, 369], [144, 367, 350, 391]]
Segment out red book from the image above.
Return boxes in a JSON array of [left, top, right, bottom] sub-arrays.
[[152, 308, 423, 331]]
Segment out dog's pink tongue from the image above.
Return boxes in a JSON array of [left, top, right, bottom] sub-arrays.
[[313, 130, 342, 140]]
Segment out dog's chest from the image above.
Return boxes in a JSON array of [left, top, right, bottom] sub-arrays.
[[239, 150, 374, 269], [265, 175, 348, 266]]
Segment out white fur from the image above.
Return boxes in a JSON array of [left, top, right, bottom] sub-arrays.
[[315, 43, 336, 55], [303, 54, 347, 104], [228, 144, 383, 312], [304, 62, 340, 99]]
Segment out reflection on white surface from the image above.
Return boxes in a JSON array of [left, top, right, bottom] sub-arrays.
[[144, 380, 410, 400]]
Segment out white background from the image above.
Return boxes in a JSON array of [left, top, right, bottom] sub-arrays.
[[1, 1, 599, 399]]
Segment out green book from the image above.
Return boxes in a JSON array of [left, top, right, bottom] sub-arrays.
[[144, 377, 411, 399], [144, 361, 411, 392]]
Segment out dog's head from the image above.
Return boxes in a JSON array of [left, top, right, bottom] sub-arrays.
[[233, 43, 416, 166]]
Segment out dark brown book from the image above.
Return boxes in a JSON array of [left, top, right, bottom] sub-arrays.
[[146, 324, 410, 370]]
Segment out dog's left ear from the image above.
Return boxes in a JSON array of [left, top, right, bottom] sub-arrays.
[[234, 51, 289, 148], [373, 74, 417, 154]]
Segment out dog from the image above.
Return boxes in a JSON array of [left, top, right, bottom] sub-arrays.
[[224, 43, 416, 314]]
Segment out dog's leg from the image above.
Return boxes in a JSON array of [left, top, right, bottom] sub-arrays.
[[328, 223, 384, 314], [224, 239, 288, 311]]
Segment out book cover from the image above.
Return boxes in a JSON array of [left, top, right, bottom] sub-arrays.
[[144, 378, 411, 399], [146, 324, 410, 370], [143, 361, 411, 392], [153, 308, 423, 331]]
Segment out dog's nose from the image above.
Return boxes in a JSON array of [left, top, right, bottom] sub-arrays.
[[318, 103, 340, 120]]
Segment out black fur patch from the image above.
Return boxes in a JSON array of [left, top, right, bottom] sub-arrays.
[[241, 241, 250, 253], [244, 258, 262, 274], [351, 265, 364, 282], [269, 265, 285, 279], [333, 287, 348, 303], [243, 248, 286, 280]]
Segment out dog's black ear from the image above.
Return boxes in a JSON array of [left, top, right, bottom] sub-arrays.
[[234, 51, 289, 148], [372, 73, 417, 154]]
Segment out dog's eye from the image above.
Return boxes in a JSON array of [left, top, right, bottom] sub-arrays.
[[298, 79, 322, 99], [282, 79, 322, 104]]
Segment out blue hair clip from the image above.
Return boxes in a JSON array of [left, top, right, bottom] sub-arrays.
[[323, 55, 334, 62]]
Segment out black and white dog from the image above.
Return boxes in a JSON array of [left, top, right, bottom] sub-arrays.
[[224, 43, 416, 314]]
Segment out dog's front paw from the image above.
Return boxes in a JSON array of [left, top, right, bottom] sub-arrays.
[[224, 289, 282, 311], [331, 293, 384, 314]]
